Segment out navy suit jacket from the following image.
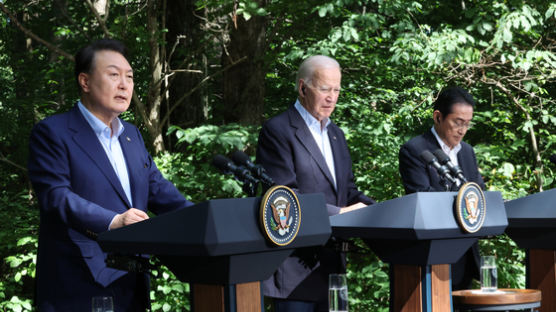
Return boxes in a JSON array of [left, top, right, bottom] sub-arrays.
[[256, 105, 374, 304], [398, 129, 485, 288], [399, 129, 485, 193], [28, 105, 193, 311]]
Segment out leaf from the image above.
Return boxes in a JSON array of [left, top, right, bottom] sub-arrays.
[[482, 23, 493, 31], [502, 28, 513, 42], [546, 6, 555, 20], [242, 12, 251, 21]]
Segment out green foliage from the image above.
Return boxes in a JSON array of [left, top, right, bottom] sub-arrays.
[[160, 124, 260, 202], [150, 267, 190, 312], [0, 0, 554, 310], [347, 243, 390, 312], [0, 191, 37, 312], [149, 123, 260, 311]]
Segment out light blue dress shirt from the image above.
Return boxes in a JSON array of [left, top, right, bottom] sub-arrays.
[[295, 100, 337, 188], [78, 101, 133, 207]]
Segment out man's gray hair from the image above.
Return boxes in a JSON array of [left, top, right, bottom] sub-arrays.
[[295, 55, 341, 91]]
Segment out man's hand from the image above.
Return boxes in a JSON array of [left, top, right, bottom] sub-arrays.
[[340, 202, 368, 214], [109, 208, 149, 230]]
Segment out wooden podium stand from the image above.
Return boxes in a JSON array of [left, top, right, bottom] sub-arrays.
[[506, 188, 556, 312], [331, 191, 507, 312], [98, 194, 331, 312]]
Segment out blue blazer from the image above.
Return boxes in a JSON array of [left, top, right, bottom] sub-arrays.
[[398, 129, 485, 289], [28, 105, 193, 311], [256, 105, 374, 304]]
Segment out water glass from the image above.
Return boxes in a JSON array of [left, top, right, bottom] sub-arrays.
[[329, 273, 348, 312], [480, 256, 497, 292], [92, 296, 114, 312]]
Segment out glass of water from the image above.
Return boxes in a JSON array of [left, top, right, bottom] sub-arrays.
[[329, 273, 348, 312], [92, 296, 114, 312], [480, 256, 497, 292]]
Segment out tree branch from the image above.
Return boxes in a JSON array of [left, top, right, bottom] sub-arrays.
[[160, 55, 247, 126], [84, 0, 112, 37], [0, 152, 27, 172], [484, 77, 544, 191], [0, 2, 74, 61]]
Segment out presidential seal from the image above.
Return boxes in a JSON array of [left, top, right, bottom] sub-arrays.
[[455, 182, 486, 233], [260, 185, 301, 246]]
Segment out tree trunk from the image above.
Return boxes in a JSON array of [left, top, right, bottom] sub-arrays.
[[146, 0, 165, 153], [164, 0, 208, 150], [219, 0, 267, 125]]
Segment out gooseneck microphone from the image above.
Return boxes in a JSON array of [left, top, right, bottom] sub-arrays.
[[212, 154, 259, 185], [432, 149, 468, 184], [420, 150, 457, 185], [230, 150, 275, 187]]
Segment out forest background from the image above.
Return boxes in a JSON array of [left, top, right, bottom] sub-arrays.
[[0, 0, 555, 311]]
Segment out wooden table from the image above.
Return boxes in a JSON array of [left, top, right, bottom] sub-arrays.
[[452, 289, 541, 311]]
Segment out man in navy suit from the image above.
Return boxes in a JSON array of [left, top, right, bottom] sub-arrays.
[[28, 39, 194, 311], [399, 86, 486, 290], [257, 55, 375, 312]]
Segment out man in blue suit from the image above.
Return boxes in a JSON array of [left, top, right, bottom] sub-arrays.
[[399, 86, 486, 290], [257, 55, 375, 312], [28, 39, 194, 311]]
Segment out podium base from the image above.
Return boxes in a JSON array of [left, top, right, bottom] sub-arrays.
[[192, 282, 263, 312], [528, 249, 556, 312], [392, 264, 452, 312]]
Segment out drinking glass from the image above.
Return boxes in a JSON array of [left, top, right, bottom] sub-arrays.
[[480, 256, 497, 292], [92, 296, 114, 312], [329, 273, 348, 312]]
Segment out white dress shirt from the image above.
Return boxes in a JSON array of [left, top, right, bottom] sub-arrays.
[[431, 126, 461, 166]]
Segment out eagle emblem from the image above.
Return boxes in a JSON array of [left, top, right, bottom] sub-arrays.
[[260, 185, 301, 246], [271, 196, 292, 235], [455, 182, 486, 233], [464, 192, 480, 224]]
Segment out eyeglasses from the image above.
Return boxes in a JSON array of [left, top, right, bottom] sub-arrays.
[[449, 119, 474, 130], [307, 84, 341, 96]]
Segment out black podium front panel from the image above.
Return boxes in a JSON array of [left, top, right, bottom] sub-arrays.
[[98, 193, 331, 284], [331, 191, 507, 265]]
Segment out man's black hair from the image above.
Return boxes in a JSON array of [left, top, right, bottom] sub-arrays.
[[74, 39, 129, 92], [433, 86, 476, 116]]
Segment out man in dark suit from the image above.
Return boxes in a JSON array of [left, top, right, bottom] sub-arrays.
[[399, 86, 486, 290], [257, 55, 375, 312], [28, 39, 194, 311]]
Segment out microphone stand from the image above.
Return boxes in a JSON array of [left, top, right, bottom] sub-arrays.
[[441, 177, 450, 192], [242, 180, 257, 197]]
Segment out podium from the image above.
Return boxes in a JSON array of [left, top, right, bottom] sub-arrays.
[[330, 191, 507, 312], [98, 193, 331, 312], [505, 188, 556, 312]]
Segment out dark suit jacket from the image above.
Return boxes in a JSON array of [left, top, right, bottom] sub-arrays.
[[28, 105, 193, 311], [256, 104, 374, 304], [399, 129, 485, 193], [398, 129, 485, 288]]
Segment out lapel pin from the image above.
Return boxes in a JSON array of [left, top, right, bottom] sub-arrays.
[[333, 136, 337, 140], [126, 136, 131, 142]]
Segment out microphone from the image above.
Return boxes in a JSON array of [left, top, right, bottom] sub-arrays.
[[432, 149, 468, 183], [550, 154, 556, 165], [212, 154, 259, 184], [420, 150, 457, 184], [230, 150, 275, 186]]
